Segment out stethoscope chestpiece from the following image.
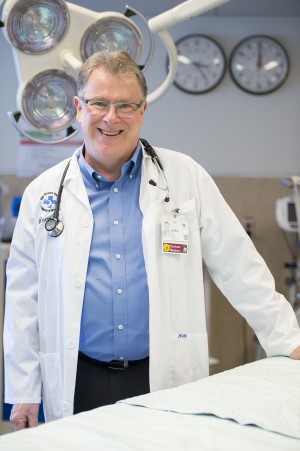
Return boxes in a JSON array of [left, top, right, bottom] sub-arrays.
[[45, 216, 64, 237]]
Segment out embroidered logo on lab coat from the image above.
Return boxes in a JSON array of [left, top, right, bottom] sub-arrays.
[[40, 192, 58, 212]]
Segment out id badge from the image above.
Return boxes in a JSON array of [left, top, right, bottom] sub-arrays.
[[161, 213, 189, 254]]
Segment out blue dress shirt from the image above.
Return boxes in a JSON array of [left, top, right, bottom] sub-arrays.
[[78, 143, 149, 361]]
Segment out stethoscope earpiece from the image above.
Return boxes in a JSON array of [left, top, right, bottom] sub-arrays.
[[148, 179, 170, 202]]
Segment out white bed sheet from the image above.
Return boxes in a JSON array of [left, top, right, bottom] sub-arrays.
[[0, 357, 299, 451], [122, 356, 300, 440]]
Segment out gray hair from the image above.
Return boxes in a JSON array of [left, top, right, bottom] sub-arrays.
[[77, 50, 148, 99]]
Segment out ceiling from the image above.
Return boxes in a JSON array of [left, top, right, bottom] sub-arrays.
[[66, 0, 300, 17], [2, 1, 299, 18]]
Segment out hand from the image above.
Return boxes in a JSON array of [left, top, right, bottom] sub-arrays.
[[10, 403, 39, 431], [289, 345, 300, 360]]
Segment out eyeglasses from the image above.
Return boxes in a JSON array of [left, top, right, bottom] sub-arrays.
[[81, 98, 144, 116]]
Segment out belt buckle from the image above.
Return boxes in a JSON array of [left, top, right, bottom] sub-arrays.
[[108, 360, 129, 370]]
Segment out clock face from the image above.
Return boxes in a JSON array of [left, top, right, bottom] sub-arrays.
[[169, 34, 226, 94], [229, 35, 289, 95]]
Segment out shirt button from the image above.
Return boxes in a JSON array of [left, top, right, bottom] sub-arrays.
[[115, 253, 121, 259], [118, 324, 124, 330], [114, 187, 119, 193], [117, 288, 123, 294], [113, 220, 119, 225]]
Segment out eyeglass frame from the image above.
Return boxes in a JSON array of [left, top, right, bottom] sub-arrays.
[[79, 97, 145, 116]]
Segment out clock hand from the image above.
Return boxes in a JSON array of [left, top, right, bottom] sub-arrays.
[[197, 66, 209, 84], [177, 54, 211, 85], [257, 41, 262, 69], [177, 54, 210, 68], [263, 60, 280, 71]]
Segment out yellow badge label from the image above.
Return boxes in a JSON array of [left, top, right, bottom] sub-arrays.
[[163, 243, 171, 252]]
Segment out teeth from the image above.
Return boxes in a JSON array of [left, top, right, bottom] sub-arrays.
[[101, 129, 120, 136]]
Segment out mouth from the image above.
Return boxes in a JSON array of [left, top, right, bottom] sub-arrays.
[[98, 128, 122, 136]]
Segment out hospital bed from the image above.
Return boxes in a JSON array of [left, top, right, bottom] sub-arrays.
[[0, 356, 299, 451]]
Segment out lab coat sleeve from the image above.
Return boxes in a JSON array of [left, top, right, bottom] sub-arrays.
[[4, 183, 42, 404], [197, 169, 300, 357]]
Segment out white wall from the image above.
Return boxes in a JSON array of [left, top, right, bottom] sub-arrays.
[[0, 3, 299, 176], [143, 15, 300, 176]]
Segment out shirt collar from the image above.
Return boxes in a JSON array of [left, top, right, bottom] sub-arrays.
[[78, 141, 142, 184]]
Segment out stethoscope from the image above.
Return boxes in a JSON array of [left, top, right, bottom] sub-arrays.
[[44, 159, 71, 237], [45, 139, 170, 238], [140, 138, 170, 204]]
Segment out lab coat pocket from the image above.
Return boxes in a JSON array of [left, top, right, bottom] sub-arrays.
[[40, 352, 63, 421], [169, 332, 209, 385]]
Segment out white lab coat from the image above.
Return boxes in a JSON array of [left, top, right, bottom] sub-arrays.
[[4, 144, 300, 422]]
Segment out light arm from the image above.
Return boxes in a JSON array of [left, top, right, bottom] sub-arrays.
[[148, 0, 232, 33]]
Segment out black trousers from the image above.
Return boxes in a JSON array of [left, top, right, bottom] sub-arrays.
[[73, 353, 150, 414]]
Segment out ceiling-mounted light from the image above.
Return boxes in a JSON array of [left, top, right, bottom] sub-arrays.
[[80, 15, 143, 62], [19, 69, 77, 133], [1, 1, 151, 143], [2, 0, 232, 143], [5, 0, 69, 54]]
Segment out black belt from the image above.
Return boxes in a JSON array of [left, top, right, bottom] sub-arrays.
[[78, 351, 149, 370]]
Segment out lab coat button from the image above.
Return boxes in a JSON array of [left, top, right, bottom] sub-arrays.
[[74, 279, 81, 287], [68, 341, 75, 349], [82, 219, 90, 227], [63, 402, 69, 411]]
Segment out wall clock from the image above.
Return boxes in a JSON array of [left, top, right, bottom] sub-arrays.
[[229, 35, 289, 95], [168, 34, 226, 94]]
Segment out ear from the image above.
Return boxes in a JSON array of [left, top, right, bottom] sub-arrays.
[[73, 96, 83, 121], [140, 100, 148, 123]]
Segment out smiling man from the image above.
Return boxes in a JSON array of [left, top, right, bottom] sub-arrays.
[[74, 56, 147, 180], [4, 50, 300, 431]]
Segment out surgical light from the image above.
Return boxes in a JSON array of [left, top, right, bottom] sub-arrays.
[[1, 0, 232, 143], [1, 1, 150, 142], [19, 69, 77, 133], [5, 0, 69, 54], [80, 16, 143, 62]]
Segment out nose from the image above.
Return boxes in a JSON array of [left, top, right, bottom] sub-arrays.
[[103, 104, 120, 121]]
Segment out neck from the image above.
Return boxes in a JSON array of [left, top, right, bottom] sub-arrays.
[[84, 150, 131, 181]]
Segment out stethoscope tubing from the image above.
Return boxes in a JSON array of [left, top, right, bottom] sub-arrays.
[[45, 140, 169, 237]]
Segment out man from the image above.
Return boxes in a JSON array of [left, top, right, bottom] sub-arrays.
[[4, 50, 300, 431]]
